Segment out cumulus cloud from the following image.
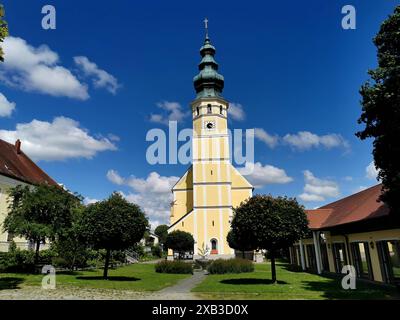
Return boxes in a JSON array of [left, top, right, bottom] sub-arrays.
[[83, 197, 100, 205], [106, 170, 179, 226], [0, 93, 15, 117], [298, 170, 340, 202], [74, 56, 120, 94], [0, 116, 117, 161], [283, 131, 349, 151], [0, 37, 89, 100], [366, 161, 380, 180], [150, 101, 188, 125], [251, 128, 279, 148], [229, 103, 245, 121], [238, 162, 293, 188]]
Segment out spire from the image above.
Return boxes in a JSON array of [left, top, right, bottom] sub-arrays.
[[193, 18, 225, 99]]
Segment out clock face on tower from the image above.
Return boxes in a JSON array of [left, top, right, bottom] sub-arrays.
[[205, 121, 215, 130]]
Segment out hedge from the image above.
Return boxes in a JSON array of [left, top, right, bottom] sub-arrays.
[[155, 260, 193, 274], [207, 258, 254, 274]]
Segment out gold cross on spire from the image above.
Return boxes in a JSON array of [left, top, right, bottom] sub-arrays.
[[204, 18, 209, 38]]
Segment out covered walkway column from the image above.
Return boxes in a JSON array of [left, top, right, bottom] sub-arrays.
[[313, 231, 323, 274], [299, 240, 306, 270]]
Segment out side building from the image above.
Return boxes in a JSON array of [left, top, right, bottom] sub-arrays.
[[0, 138, 58, 252], [289, 184, 400, 285]]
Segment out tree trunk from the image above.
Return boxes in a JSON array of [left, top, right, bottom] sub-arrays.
[[103, 248, 111, 279], [270, 250, 277, 283], [34, 240, 41, 266]]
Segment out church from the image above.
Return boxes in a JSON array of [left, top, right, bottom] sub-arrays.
[[167, 22, 253, 260]]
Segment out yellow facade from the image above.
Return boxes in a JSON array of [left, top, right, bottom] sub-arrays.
[[0, 175, 30, 251], [169, 97, 253, 259]]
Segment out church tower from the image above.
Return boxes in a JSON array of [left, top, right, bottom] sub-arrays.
[[168, 20, 253, 259]]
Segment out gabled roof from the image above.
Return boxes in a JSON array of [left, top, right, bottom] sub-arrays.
[[306, 184, 389, 230], [0, 139, 57, 186]]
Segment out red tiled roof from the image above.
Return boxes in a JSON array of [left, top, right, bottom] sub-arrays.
[[0, 139, 57, 186], [305, 209, 333, 229], [305, 184, 389, 229]]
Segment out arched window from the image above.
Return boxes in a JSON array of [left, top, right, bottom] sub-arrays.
[[211, 239, 218, 254], [196, 107, 200, 116], [220, 105, 223, 115], [207, 104, 212, 114]]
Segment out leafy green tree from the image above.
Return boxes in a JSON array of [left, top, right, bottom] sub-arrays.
[[80, 192, 148, 279], [165, 230, 194, 259], [154, 224, 168, 250], [51, 206, 90, 270], [3, 184, 80, 266], [230, 195, 309, 283], [356, 6, 400, 213], [227, 230, 253, 259], [0, 4, 8, 62]]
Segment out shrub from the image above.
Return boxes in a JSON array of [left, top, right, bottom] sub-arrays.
[[151, 244, 162, 258], [207, 258, 254, 274], [155, 260, 193, 274], [0, 249, 35, 273]]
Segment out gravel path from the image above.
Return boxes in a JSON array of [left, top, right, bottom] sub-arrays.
[[0, 271, 207, 300]]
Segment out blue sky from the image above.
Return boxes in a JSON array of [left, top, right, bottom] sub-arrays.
[[0, 0, 395, 227]]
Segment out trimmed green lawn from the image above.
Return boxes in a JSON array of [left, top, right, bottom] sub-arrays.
[[0, 263, 190, 291], [192, 262, 400, 300]]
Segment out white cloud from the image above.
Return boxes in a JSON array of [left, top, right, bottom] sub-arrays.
[[252, 128, 279, 148], [84, 197, 100, 205], [74, 56, 119, 94], [238, 162, 293, 188], [343, 176, 353, 181], [0, 93, 15, 117], [106, 169, 125, 185], [283, 131, 349, 151], [1, 37, 89, 100], [366, 161, 380, 180], [228, 103, 245, 121], [107, 170, 179, 226], [298, 170, 340, 202], [0, 116, 117, 161], [150, 101, 188, 125]]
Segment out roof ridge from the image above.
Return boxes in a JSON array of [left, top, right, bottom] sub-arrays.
[[318, 183, 382, 209]]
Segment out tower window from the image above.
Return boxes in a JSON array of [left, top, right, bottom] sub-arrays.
[[182, 221, 184, 227], [207, 104, 212, 114], [196, 107, 199, 116], [211, 170, 213, 175], [212, 220, 215, 226], [220, 105, 223, 115]]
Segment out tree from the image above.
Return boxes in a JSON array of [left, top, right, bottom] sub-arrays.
[[230, 195, 309, 283], [80, 192, 148, 279], [154, 224, 168, 250], [51, 206, 90, 270], [356, 6, 400, 213], [4, 184, 80, 266], [165, 230, 194, 259], [227, 230, 253, 259], [0, 4, 8, 62]]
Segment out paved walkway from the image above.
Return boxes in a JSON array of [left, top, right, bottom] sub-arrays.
[[0, 270, 206, 300]]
